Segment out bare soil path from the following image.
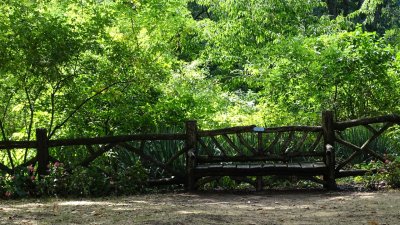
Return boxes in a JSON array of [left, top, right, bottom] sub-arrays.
[[1, 190, 399, 225]]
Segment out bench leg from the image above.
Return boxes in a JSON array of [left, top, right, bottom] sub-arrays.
[[187, 175, 196, 192], [323, 175, 337, 190], [256, 176, 263, 191]]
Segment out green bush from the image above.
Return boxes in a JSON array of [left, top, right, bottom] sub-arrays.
[[386, 156, 400, 188], [354, 155, 400, 189], [0, 159, 148, 198], [0, 165, 37, 199], [37, 162, 69, 196]]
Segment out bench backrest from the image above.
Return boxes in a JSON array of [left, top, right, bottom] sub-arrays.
[[196, 125, 325, 164]]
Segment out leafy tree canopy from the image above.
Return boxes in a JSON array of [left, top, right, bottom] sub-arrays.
[[0, 0, 399, 142]]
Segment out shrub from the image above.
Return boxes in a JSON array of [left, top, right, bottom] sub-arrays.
[[0, 159, 148, 198], [355, 155, 400, 190]]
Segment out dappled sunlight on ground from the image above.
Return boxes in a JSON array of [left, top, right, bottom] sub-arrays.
[[0, 190, 400, 224]]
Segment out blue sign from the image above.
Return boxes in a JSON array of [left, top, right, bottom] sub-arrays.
[[253, 127, 265, 132]]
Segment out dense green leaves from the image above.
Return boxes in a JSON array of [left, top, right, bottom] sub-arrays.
[[0, 0, 399, 138]]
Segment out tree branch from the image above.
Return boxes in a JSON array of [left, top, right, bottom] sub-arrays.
[[48, 81, 131, 139], [0, 93, 14, 141]]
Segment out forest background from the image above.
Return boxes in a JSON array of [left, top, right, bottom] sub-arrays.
[[1, 0, 400, 196], [1, 0, 400, 139]]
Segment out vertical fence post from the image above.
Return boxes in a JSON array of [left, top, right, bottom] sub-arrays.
[[256, 132, 264, 191], [36, 128, 49, 177], [185, 120, 197, 191], [322, 111, 337, 190]]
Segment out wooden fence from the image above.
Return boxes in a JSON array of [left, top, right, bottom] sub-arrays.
[[0, 129, 188, 185], [1, 111, 400, 189]]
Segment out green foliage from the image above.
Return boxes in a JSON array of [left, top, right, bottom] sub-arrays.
[[1, 0, 400, 195], [386, 157, 400, 188], [244, 28, 398, 125], [354, 156, 400, 190], [37, 162, 69, 196], [0, 165, 37, 198], [0, 160, 147, 198]]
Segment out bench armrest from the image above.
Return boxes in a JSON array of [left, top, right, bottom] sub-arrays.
[[325, 144, 335, 167], [187, 148, 196, 159]]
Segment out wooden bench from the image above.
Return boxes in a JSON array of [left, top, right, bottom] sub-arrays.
[[185, 112, 336, 191]]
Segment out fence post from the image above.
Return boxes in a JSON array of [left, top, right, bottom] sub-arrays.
[[36, 128, 49, 177], [185, 120, 197, 191], [321, 111, 337, 190]]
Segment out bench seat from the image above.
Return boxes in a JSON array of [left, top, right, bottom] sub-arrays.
[[193, 162, 327, 177]]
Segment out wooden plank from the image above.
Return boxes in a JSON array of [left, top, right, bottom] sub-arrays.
[[195, 165, 209, 170], [223, 164, 237, 169], [275, 163, 288, 169], [196, 155, 270, 163], [288, 162, 302, 169], [236, 164, 250, 169], [208, 164, 223, 169], [250, 164, 263, 169], [262, 163, 275, 168], [286, 151, 325, 157], [313, 162, 326, 168], [299, 162, 315, 169], [196, 152, 324, 164]]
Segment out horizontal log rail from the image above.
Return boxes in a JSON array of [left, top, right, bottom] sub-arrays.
[[198, 125, 255, 137], [198, 125, 322, 137], [0, 141, 36, 150], [334, 114, 400, 130], [0, 133, 186, 150], [48, 133, 186, 147], [259, 126, 323, 133]]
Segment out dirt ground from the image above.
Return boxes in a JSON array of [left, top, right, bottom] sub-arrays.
[[1, 189, 399, 225]]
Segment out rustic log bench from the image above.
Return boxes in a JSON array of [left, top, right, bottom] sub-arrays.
[[185, 112, 336, 191]]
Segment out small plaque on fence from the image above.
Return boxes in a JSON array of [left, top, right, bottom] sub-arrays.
[[253, 127, 265, 132]]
